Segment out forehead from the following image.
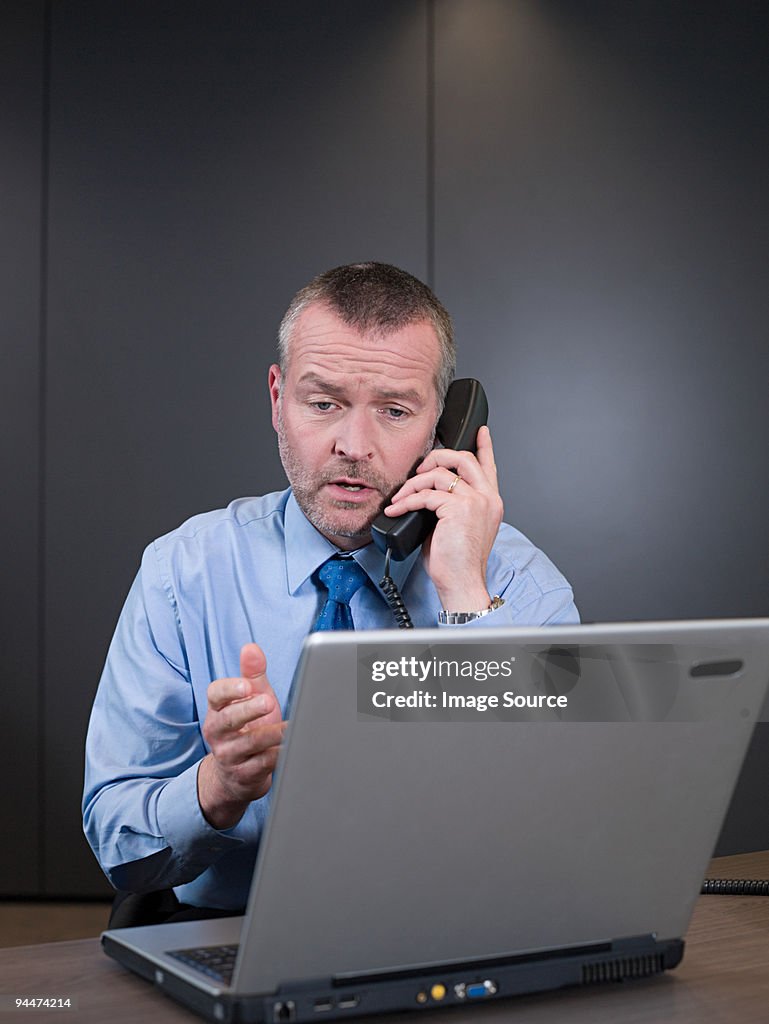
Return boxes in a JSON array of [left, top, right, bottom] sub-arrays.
[[286, 303, 442, 397]]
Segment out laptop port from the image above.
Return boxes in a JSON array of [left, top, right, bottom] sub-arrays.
[[338, 997, 359, 1010], [454, 980, 498, 1000], [273, 1001, 296, 1022], [313, 999, 334, 1012]]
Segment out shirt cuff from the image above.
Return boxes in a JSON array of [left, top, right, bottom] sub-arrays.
[[155, 759, 245, 880]]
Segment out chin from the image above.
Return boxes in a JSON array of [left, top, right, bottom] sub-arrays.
[[327, 496, 381, 522], [320, 508, 377, 542], [330, 516, 374, 539]]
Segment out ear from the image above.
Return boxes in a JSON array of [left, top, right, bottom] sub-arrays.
[[268, 364, 282, 432]]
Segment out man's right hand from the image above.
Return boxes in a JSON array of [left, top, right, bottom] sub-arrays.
[[198, 642, 287, 831]]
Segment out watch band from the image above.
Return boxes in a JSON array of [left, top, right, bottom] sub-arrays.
[[437, 595, 505, 625]]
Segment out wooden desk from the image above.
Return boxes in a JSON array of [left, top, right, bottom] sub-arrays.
[[3, 852, 769, 1024]]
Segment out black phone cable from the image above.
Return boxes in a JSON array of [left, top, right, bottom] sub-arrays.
[[379, 547, 414, 629], [701, 878, 769, 895]]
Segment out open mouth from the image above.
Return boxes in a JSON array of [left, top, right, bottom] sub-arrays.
[[331, 478, 373, 490], [326, 479, 377, 501]]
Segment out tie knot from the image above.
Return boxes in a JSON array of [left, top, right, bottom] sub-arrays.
[[312, 556, 369, 632], [318, 556, 368, 603]]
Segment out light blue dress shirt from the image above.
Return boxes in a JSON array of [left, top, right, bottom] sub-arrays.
[[83, 489, 578, 909]]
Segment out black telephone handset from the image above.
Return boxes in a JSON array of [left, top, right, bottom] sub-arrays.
[[371, 378, 489, 561], [371, 378, 489, 628]]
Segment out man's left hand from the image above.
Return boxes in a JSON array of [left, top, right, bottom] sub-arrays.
[[383, 425, 504, 611]]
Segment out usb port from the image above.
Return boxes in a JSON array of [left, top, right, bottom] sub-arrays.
[[313, 999, 333, 1012], [338, 997, 360, 1009]]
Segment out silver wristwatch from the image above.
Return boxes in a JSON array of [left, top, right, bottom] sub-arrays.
[[437, 595, 505, 625]]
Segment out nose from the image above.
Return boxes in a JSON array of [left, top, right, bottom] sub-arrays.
[[333, 408, 375, 462]]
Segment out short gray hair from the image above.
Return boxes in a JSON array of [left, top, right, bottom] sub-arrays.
[[277, 262, 456, 403]]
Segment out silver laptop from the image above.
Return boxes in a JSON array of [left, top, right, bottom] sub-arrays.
[[102, 619, 769, 1022]]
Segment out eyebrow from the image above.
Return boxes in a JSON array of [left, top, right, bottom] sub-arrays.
[[295, 373, 425, 405]]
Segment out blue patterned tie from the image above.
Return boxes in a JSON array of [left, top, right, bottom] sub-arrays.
[[312, 556, 369, 631]]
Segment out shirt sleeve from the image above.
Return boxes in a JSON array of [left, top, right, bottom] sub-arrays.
[[433, 521, 580, 629], [451, 585, 580, 629], [82, 543, 244, 893]]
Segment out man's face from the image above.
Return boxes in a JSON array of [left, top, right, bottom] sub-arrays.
[[269, 302, 441, 550]]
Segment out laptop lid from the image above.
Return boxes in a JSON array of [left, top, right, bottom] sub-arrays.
[[233, 618, 769, 991]]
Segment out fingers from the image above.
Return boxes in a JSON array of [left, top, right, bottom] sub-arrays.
[[205, 642, 283, 768], [384, 489, 451, 516], [204, 694, 285, 744], [218, 692, 278, 732], [199, 645, 286, 826], [386, 428, 499, 513], [207, 677, 276, 714], [474, 425, 499, 486], [212, 724, 287, 769], [387, 466, 461, 506], [380, 425, 503, 612], [415, 450, 485, 489], [414, 427, 497, 490], [387, 462, 474, 509], [202, 686, 287, 805]]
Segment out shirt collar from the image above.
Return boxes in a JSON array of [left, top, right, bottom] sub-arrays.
[[284, 489, 420, 596]]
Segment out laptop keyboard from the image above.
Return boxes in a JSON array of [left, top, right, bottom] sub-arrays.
[[167, 944, 240, 984]]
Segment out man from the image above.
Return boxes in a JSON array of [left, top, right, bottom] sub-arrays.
[[83, 262, 578, 920]]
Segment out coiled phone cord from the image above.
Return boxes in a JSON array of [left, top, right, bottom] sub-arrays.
[[379, 547, 414, 629], [701, 878, 769, 895]]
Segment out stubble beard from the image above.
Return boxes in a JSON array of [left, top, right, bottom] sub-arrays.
[[276, 407, 434, 543]]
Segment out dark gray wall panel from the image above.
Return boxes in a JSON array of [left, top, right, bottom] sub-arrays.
[[7, 0, 761, 895], [718, 725, 769, 856], [435, 1, 769, 853], [0, 1, 44, 895], [44, 1, 427, 894], [435, 1, 769, 624]]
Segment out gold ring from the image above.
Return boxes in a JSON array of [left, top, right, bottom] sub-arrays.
[[447, 473, 461, 494]]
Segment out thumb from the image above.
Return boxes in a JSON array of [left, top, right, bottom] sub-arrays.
[[240, 642, 267, 687]]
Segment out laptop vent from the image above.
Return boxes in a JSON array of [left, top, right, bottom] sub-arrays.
[[582, 953, 665, 985]]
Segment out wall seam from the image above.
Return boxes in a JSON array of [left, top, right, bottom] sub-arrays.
[[38, 0, 52, 895], [426, 0, 435, 289]]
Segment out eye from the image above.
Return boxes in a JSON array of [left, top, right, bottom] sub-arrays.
[[381, 407, 408, 420], [311, 401, 337, 412]]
